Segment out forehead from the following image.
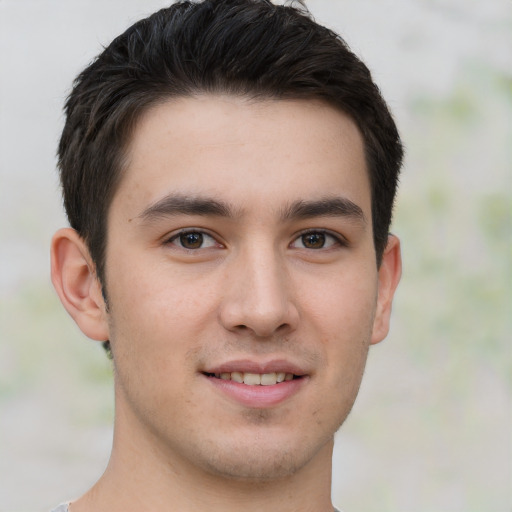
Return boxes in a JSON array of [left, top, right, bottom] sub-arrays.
[[114, 95, 370, 218]]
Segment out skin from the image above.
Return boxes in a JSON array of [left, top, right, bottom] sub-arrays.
[[51, 95, 401, 512]]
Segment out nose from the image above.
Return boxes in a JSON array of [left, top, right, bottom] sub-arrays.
[[218, 247, 299, 338]]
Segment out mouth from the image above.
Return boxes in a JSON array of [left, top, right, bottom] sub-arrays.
[[202, 369, 307, 408], [201, 360, 308, 407], [202, 371, 302, 386]]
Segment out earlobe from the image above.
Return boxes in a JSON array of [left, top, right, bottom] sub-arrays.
[[51, 228, 109, 342], [370, 234, 402, 345]]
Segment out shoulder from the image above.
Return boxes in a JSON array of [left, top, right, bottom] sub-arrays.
[[49, 504, 69, 512]]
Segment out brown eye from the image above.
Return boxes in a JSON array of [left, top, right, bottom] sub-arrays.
[[290, 230, 342, 250], [179, 232, 204, 249], [301, 232, 326, 249], [168, 230, 219, 250]]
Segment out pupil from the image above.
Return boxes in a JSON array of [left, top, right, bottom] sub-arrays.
[[180, 232, 203, 249], [303, 233, 325, 248]]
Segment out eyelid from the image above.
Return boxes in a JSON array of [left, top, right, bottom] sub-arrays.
[[164, 228, 224, 249], [161, 227, 348, 250], [290, 228, 349, 249]]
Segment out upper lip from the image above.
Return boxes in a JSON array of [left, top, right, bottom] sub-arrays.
[[202, 359, 308, 376]]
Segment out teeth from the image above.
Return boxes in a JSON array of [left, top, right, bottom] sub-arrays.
[[260, 372, 277, 386], [243, 373, 261, 385], [231, 372, 244, 383], [211, 371, 295, 385]]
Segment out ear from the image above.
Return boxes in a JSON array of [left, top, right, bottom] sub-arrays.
[[51, 228, 109, 341], [370, 234, 402, 345]]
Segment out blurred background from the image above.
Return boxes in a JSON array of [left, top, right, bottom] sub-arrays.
[[0, 0, 510, 511]]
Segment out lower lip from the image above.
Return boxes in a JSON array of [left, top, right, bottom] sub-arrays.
[[204, 375, 307, 408]]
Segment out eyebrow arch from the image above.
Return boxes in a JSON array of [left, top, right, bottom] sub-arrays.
[[280, 197, 366, 224], [137, 194, 237, 222]]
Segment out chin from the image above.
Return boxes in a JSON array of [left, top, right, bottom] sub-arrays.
[[202, 448, 310, 481], [195, 426, 336, 482]]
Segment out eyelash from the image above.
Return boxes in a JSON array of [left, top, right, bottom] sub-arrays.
[[166, 229, 221, 251], [165, 228, 347, 251], [290, 229, 348, 250]]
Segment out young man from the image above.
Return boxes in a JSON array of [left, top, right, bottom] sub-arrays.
[[50, 1, 403, 511]]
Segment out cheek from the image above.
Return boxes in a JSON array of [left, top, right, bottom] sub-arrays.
[[301, 264, 378, 337], [106, 259, 228, 402], [108, 253, 217, 324], [300, 265, 377, 389], [105, 271, 206, 420]]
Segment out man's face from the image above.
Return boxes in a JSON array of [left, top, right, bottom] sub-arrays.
[[103, 95, 384, 480]]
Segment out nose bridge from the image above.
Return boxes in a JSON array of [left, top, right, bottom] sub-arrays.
[[219, 240, 298, 337]]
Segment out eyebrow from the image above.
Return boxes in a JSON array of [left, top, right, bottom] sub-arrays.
[[138, 194, 237, 222], [137, 193, 366, 225], [280, 197, 367, 224]]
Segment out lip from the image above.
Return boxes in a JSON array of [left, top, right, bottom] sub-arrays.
[[204, 374, 307, 408], [201, 359, 309, 408]]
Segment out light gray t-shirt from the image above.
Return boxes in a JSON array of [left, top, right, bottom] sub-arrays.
[[50, 505, 69, 512]]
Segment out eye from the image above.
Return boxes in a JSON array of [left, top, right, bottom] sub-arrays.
[[167, 230, 219, 250], [291, 230, 342, 250]]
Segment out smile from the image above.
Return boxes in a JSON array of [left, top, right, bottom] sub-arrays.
[[204, 371, 297, 385], [203, 370, 307, 408]]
